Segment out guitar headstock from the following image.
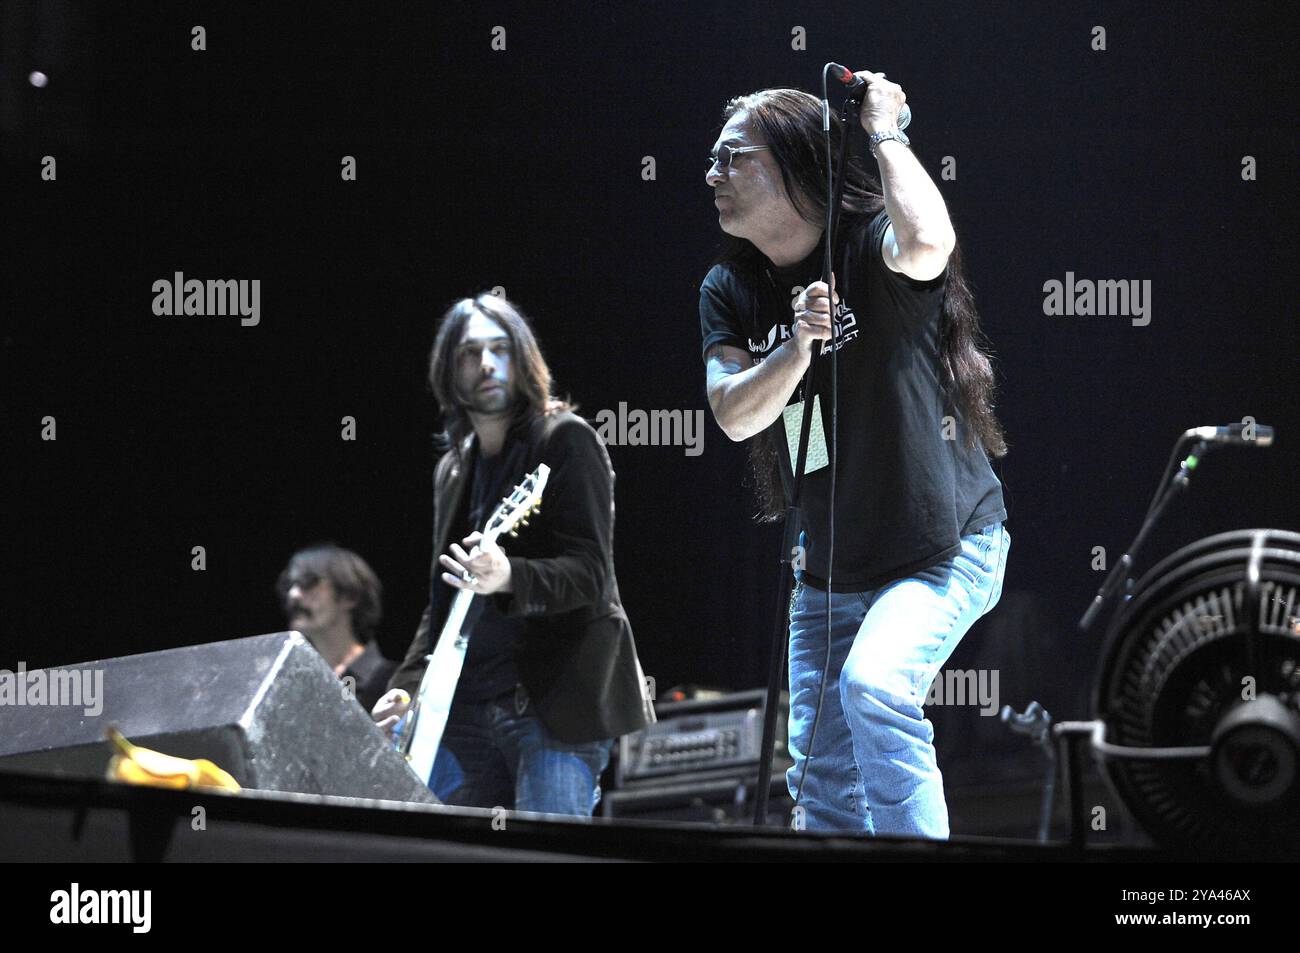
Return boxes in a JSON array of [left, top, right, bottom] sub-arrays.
[[484, 464, 550, 541]]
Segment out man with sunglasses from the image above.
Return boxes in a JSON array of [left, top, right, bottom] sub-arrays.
[[699, 77, 1010, 838], [278, 543, 396, 713]]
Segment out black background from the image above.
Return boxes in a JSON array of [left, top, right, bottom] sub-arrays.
[[3, 1, 1297, 756]]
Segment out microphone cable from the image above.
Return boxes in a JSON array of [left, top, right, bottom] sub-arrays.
[[790, 63, 847, 814]]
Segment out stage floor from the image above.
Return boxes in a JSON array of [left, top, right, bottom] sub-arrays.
[[0, 768, 1175, 863]]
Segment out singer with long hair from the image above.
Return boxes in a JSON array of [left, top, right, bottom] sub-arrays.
[[698, 77, 1009, 837]]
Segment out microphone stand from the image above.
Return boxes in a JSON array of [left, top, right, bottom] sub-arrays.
[[1078, 436, 1208, 632], [753, 94, 858, 826]]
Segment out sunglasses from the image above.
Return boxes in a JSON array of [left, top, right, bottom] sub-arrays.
[[707, 144, 771, 172], [282, 572, 321, 595]]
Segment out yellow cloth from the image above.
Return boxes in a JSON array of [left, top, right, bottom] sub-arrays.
[[105, 726, 241, 792]]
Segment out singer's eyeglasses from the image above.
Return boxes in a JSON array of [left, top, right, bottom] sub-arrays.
[[707, 144, 771, 172]]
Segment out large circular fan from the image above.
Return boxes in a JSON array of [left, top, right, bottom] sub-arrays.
[[1093, 529, 1300, 857]]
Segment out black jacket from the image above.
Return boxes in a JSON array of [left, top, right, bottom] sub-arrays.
[[390, 411, 655, 743], [346, 640, 397, 714]]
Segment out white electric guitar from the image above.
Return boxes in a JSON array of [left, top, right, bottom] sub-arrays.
[[399, 463, 549, 787]]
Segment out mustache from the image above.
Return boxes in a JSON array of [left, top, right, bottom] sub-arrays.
[[288, 603, 312, 619]]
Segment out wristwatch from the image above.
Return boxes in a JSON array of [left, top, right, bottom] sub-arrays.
[[868, 128, 911, 157]]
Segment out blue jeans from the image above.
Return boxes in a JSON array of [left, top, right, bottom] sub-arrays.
[[428, 685, 613, 817], [787, 522, 1010, 838]]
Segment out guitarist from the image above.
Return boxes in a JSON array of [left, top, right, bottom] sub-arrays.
[[372, 293, 654, 816]]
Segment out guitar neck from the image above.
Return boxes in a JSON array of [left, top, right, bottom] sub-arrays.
[[396, 463, 549, 782], [400, 530, 502, 752], [442, 526, 502, 634], [442, 586, 476, 641]]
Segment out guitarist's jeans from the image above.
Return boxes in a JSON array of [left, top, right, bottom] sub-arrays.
[[429, 686, 614, 816], [786, 521, 1010, 838]]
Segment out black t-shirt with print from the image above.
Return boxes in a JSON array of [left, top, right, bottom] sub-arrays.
[[699, 209, 1007, 592]]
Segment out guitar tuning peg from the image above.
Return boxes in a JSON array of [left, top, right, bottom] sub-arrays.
[[509, 530, 518, 538]]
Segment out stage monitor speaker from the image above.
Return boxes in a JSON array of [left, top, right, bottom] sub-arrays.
[[0, 631, 437, 804]]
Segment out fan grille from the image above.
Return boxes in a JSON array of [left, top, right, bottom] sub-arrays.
[[1098, 532, 1300, 857]]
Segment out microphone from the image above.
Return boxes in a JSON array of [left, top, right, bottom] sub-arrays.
[[1187, 423, 1275, 447], [828, 63, 912, 129]]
